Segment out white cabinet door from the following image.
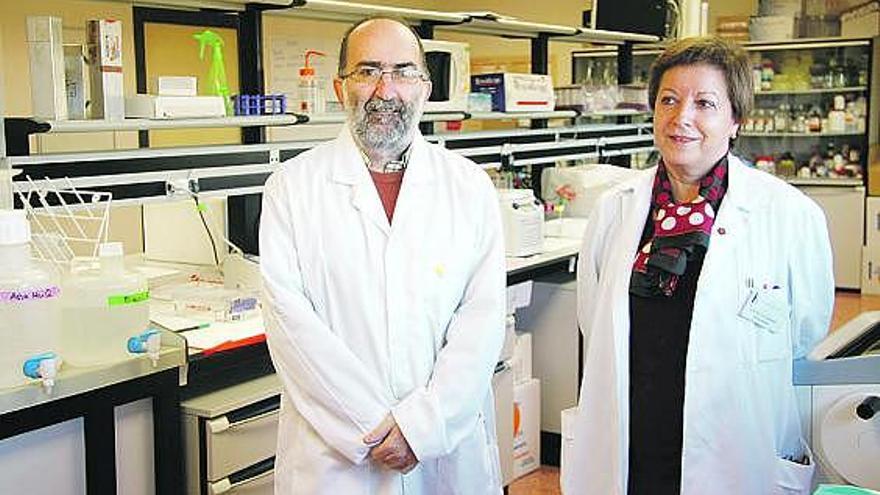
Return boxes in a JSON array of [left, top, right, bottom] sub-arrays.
[[800, 186, 865, 289]]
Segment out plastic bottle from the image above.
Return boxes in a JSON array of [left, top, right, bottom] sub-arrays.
[[828, 95, 846, 134], [298, 50, 326, 115], [61, 242, 150, 367], [0, 210, 62, 390]]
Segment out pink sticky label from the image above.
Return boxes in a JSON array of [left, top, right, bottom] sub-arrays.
[[0, 286, 61, 303]]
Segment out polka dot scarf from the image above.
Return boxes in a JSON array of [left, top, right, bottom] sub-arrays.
[[630, 157, 729, 297]]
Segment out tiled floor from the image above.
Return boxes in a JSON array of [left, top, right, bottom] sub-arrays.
[[508, 291, 880, 494]]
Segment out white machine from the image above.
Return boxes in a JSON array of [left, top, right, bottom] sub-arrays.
[[497, 189, 544, 257], [796, 312, 880, 490]]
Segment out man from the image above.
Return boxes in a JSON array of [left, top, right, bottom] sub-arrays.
[[259, 17, 506, 494]]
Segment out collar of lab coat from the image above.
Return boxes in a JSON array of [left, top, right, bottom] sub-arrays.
[[631, 153, 759, 215], [330, 125, 434, 186]]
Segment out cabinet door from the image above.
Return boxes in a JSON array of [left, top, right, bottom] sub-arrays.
[[0, 419, 86, 494], [800, 186, 865, 289]]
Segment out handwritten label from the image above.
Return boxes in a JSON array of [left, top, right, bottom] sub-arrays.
[[0, 286, 61, 303], [108, 291, 150, 307]]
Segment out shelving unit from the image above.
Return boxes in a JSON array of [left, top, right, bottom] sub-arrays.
[[740, 131, 865, 137], [755, 86, 868, 96]]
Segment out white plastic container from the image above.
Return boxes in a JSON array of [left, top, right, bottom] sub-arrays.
[[0, 210, 62, 390], [61, 242, 150, 366]]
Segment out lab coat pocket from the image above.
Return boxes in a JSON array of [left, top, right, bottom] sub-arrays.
[[774, 445, 815, 494], [437, 414, 499, 494]]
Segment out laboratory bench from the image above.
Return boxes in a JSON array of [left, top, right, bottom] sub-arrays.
[[0, 332, 187, 495], [0, 240, 585, 495]]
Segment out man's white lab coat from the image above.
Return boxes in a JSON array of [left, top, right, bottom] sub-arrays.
[[260, 128, 506, 494], [561, 154, 834, 495]]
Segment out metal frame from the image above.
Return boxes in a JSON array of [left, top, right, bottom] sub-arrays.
[[0, 368, 183, 495]]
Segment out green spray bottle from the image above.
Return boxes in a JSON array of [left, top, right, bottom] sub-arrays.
[[193, 30, 232, 116]]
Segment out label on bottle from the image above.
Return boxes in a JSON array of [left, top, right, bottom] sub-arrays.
[[108, 290, 150, 307], [0, 285, 61, 303]]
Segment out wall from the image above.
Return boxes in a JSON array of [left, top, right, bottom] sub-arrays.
[[2, 0, 762, 256], [0, 0, 143, 253]]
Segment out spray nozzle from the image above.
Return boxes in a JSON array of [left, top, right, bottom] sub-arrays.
[[193, 30, 225, 61], [300, 50, 326, 77]]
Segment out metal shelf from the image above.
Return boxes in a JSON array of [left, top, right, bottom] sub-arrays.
[[37, 115, 306, 133], [585, 109, 651, 117], [34, 110, 573, 134], [271, 1, 658, 44], [467, 110, 578, 120], [786, 177, 864, 187], [740, 131, 864, 138], [755, 86, 868, 96]]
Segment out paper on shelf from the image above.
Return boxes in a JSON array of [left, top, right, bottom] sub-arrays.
[[150, 309, 265, 350], [181, 316, 265, 350]]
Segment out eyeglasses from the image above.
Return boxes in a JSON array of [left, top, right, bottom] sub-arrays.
[[340, 66, 429, 85]]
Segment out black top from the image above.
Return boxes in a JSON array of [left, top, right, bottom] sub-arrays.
[[627, 244, 706, 495]]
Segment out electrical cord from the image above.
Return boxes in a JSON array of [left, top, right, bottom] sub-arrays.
[[193, 195, 220, 267]]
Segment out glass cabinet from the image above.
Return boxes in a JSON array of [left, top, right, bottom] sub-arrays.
[[735, 38, 875, 184]]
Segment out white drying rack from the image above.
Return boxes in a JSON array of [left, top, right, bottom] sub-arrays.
[[14, 176, 113, 267]]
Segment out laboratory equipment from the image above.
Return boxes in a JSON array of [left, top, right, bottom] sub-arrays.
[[497, 189, 544, 257], [61, 242, 151, 367], [152, 280, 259, 323], [298, 50, 325, 115], [541, 164, 641, 218], [14, 176, 112, 266], [0, 209, 62, 391], [233, 94, 286, 116], [422, 40, 471, 113], [124, 94, 226, 119], [795, 312, 880, 490]]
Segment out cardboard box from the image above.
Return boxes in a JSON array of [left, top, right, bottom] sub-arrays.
[[500, 314, 516, 363], [493, 366, 514, 486], [512, 332, 533, 384], [863, 246, 880, 295], [64, 44, 89, 120], [87, 19, 124, 120], [471, 73, 555, 113], [759, 0, 802, 17], [512, 378, 541, 479], [842, 1, 880, 38], [125, 95, 225, 119], [27, 16, 67, 120], [749, 16, 797, 41], [867, 197, 880, 248]]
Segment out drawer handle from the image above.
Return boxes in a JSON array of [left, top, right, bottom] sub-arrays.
[[208, 396, 280, 434], [209, 457, 275, 494]]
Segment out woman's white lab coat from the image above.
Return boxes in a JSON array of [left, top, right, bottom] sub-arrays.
[[561, 154, 834, 495], [259, 128, 506, 495]]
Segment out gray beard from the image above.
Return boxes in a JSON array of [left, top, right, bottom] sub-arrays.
[[348, 97, 421, 158]]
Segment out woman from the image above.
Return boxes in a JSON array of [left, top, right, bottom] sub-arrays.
[[561, 37, 834, 495]]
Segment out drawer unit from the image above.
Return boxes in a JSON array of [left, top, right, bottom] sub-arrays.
[[182, 374, 281, 495]]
